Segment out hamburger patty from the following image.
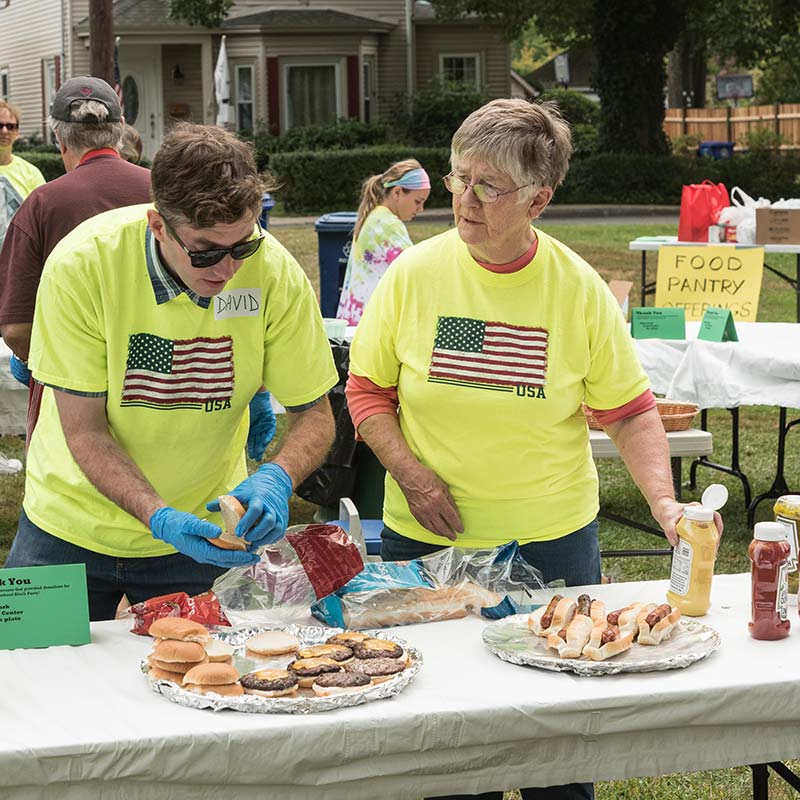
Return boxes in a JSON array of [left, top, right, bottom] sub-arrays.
[[297, 644, 353, 662], [240, 669, 299, 692], [288, 657, 343, 678], [352, 639, 404, 660], [347, 657, 406, 677], [314, 671, 371, 689], [326, 631, 370, 647]]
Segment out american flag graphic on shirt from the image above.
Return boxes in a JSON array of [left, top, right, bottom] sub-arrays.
[[427, 316, 548, 392], [121, 333, 234, 409]]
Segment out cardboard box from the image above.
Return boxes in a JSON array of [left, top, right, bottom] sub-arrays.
[[756, 207, 800, 245]]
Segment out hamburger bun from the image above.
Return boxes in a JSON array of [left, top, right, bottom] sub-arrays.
[[149, 616, 210, 643], [312, 671, 372, 696], [183, 682, 245, 697], [209, 494, 247, 551], [182, 661, 240, 686], [152, 639, 208, 664], [148, 654, 207, 674], [240, 669, 299, 698], [246, 630, 301, 657], [204, 638, 235, 663], [146, 662, 186, 683]]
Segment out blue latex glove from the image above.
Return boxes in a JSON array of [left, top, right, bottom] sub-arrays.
[[206, 463, 292, 549], [9, 354, 31, 386], [247, 390, 277, 461], [150, 506, 260, 568]]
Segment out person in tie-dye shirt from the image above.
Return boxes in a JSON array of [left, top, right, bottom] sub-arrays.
[[336, 159, 430, 325]]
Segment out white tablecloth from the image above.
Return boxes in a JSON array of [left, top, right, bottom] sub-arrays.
[[2, 574, 800, 799], [635, 321, 800, 410]]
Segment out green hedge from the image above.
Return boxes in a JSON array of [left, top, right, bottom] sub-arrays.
[[15, 151, 65, 182], [269, 145, 452, 213]]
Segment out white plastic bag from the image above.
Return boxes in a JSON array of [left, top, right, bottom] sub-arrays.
[[718, 186, 771, 244]]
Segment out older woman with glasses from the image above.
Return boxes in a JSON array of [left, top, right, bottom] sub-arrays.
[[345, 99, 716, 800]]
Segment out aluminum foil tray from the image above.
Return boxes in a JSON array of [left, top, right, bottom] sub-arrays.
[[482, 614, 720, 676], [142, 624, 422, 713]]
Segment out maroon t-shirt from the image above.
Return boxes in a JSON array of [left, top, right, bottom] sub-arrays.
[[0, 152, 151, 325]]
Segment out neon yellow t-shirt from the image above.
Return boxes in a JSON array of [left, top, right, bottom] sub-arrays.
[[350, 227, 650, 548], [0, 155, 46, 197], [26, 204, 338, 557]]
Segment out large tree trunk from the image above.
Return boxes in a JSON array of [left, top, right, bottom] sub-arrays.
[[667, 30, 707, 109], [89, 0, 114, 84], [593, 0, 688, 153]]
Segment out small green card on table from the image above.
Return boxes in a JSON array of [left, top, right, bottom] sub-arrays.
[[631, 307, 686, 340], [697, 307, 738, 342], [0, 563, 90, 650]]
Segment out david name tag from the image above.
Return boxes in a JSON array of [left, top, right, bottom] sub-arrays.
[[214, 288, 261, 319]]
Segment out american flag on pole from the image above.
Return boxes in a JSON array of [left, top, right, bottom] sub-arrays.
[[121, 333, 234, 409], [113, 36, 124, 112], [427, 316, 548, 392]]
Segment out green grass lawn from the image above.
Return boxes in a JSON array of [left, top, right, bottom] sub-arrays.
[[1, 219, 798, 798]]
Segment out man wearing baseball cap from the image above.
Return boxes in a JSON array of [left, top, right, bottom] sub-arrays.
[[0, 77, 151, 433]]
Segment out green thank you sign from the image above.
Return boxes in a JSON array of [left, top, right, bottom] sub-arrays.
[[697, 306, 739, 342], [631, 307, 687, 340], [0, 564, 91, 650]]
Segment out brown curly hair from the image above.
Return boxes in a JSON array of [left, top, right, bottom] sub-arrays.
[[151, 123, 274, 228]]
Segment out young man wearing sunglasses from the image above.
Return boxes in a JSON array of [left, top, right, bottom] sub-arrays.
[[5, 123, 338, 621], [0, 100, 45, 248]]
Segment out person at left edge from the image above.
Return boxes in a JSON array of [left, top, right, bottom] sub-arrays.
[[4, 123, 338, 621], [0, 99, 45, 249]]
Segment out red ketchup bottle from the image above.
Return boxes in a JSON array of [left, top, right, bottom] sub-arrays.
[[749, 521, 791, 641]]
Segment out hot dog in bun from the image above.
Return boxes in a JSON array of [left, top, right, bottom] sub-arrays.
[[528, 595, 577, 637], [637, 603, 681, 645], [581, 622, 634, 662], [546, 594, 594, 658]]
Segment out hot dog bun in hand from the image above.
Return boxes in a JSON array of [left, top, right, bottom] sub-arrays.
[[637, 603, 681, 645], [209, 494, 247, 551]]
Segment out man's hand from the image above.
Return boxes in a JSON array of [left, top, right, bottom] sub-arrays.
[[150, 506, 260, 568], [396, 461, 464, 541], [206, 463, 293, 549], [247, 390, 277, 461], [9, 354, 31, 387]]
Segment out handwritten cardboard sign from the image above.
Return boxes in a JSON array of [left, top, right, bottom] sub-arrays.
[[631, 307, 686, 339], [0, 564, 90, 650], [655, 245, 764, 321]]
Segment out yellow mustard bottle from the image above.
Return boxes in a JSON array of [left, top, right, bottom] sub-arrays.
[[773, 495, 800, 595], [667, 484, 728, 617]]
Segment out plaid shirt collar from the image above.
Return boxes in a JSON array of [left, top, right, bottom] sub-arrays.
[[145, 226, 211, 309]]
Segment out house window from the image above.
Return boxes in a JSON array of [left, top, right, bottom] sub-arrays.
[[440, 54, 480, 89], [0, 67, 8, 101], [236, 65, 254, 132], [362, 56, 376, 123], [284, 63, 340, 130]]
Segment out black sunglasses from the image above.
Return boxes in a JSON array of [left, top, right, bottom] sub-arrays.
[[162, 216, 265, 268], [0, 122, 19, 131]]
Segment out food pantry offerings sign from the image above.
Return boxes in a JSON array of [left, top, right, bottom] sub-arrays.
[[0, 564, 90, 649], [655, 245, 764, 321]]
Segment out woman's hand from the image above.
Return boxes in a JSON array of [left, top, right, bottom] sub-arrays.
[[395, 461, 464, 541], [651, 497, 725, 547]]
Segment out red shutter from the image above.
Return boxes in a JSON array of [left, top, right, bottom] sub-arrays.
[[266, 57, 279, 135], [347, 55, 359, 119], [54, 55, 61, 89]]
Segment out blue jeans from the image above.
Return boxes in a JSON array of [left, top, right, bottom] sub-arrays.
[[381, 519, 602, 587], [381, 521, 600, 800], [4, 509, 227, 622]]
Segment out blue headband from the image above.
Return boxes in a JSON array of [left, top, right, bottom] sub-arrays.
[[383, 167, 431, 190]]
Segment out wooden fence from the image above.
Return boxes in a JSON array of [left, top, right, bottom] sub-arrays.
[[664, 103, 800, 149]]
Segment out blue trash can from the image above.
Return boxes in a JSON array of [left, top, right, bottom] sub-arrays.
[[698, 141, 735, 160], [260, 192, 275, 229], [314, 211, 357, 318]]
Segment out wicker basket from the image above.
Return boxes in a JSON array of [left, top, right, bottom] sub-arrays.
[[583, 400, 699, 432]]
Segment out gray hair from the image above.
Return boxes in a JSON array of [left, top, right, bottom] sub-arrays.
[[451, 98, 573, 192], [49, 99, 123, 152]]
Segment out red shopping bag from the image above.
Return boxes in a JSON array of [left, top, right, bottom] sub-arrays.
[[678, 180, 729, 242]]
